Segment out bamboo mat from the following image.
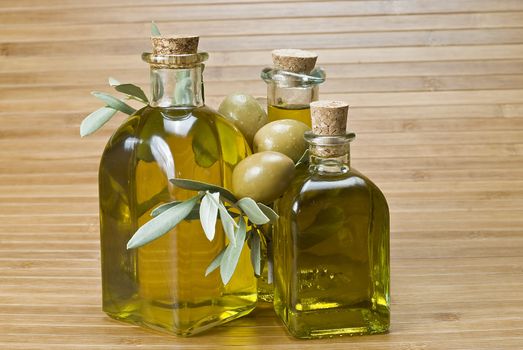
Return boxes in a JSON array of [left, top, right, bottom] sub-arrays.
[[1, 1, 523, 349]]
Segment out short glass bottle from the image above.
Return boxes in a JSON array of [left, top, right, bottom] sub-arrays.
[[273, 129, 390, 338], [98, 38, 256, 336], [261, 67, 325, 127]]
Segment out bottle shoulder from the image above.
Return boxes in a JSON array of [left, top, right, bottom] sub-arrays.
[[295, 167, 375, 190], [283, 166, 389, 208], [101, 105, 246, 153], [99, 104, 250, 176]]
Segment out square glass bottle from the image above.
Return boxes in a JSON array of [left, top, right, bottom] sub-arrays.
[[98, 35, 256, 336], [273, 101, 390, 338]]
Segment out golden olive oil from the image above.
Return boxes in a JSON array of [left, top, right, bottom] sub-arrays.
[[273, 165, 390, 338], [268, 105, 312, 127], [260, 55, 325, 304], [99, 105, 256, 336], [257, 104, 312, 303]]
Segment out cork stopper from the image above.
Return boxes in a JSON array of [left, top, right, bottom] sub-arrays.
[[272, 49, 318, 73], [310, 100, 349, 135], [151, 35, 199, 55]]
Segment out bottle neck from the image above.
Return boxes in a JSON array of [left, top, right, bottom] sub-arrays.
[[305, 132, 355, 175], [261, 67, 325, 109], [149, 64, 205, 108], [267, 82, 319, 109]]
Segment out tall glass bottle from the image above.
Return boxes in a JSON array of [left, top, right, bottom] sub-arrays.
[[98, 35, 256, 336], [273, 101, 390, 339], [258, 49, 326, 302]]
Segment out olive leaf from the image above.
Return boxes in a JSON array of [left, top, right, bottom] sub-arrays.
[[91, 91, 136, 115], [215, 120, 245, 166], [127, 194, 201, 249], [170, 178, 237, 203], [108, 77, 121, 86], [115, 84, 149, 103], [256, 202, 279, 223], [107, 77, 149, 103], [80, 107, 118, 137], [220, 216, 247, 285], [205, 247, 226, 276], [210, 190, 241, 244], [150, 201, 182, 217], [219, 204, 238, 247], [190, 119, 219, 168], [249, 233, 261, 276], [200, 192, 220, 241], [151, 21, 161, 36], [137, 189, 170, 217], [150, 200, 201, 220], [175, 71, 193, 104], [237, 197, 270, 225], [151, 70, 164, 100]]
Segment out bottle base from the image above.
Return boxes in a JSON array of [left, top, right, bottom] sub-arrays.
[[104, 295, 256, 337], [277, 306, 390, 339]]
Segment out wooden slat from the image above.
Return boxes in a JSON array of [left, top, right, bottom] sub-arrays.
[[4, 28, 523, 56], [3, 12, 523, 43]]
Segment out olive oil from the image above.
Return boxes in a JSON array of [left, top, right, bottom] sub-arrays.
[[259, 107, 311, 301], [273, 101, 390, 338], [273, 166, 390, 338], [267, 105, 311, 126], [259, 49, 326, 302], [99, 36, 256, 336]]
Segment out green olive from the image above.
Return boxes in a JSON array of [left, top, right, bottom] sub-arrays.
[[232, 151, 295, 204], [253, 119, 310, 163], [218, 93, 268, 146]]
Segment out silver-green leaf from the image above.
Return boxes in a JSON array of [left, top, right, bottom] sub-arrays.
[[205, 247, 226, 276], [256, 202, 279, 223], [150, 201, 182, 217], [108, 77, 121, 86], [237, 197, 270, 225], [151, 21, 161, 36], [175, 72, 193, 104], [80, 107, 118, 137], [249, 233, 261, 276], [114, 83, 149, 103], [219, 204, 238, 247], [170, 178, 237, 203], [151, 201, 200, 220], [220, 216, 247, 285], [91, 91, 136, 115], [127, 195, 200, 249], [200, 192, 220, 241]]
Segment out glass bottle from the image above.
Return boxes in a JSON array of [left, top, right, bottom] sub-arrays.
[[258, 49, 326, 302], [273, 101, 390, 339], [98, 35, 256, 336], [261, 49, 326, 127]]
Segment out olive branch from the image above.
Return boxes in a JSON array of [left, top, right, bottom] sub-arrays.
[[126, 178, 278, 285], [79, 77, 147, 137], [80, 23, 161, 137]]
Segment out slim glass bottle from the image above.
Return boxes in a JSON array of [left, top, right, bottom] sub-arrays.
[[273, 101, 390, 338], [98, 35, 256, 336], [258, 49, 326, 302]]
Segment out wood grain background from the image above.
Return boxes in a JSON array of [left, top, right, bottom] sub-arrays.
[[1, 0, 522, 349]]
